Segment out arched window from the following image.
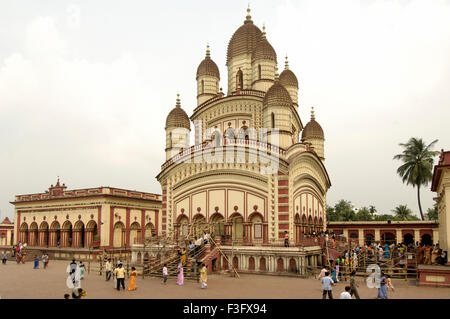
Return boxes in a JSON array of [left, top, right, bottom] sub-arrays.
[[236, 69, 243, 89], [201, 80, 204, 94], [271, 113, 275, 128], [258, 64, 261, 80]]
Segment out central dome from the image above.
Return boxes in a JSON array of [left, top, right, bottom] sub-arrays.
[[226, 9, 262, 66]]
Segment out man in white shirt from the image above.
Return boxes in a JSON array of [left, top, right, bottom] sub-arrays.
[[105, 259, 112, 281], [340, 286, 352, 299]]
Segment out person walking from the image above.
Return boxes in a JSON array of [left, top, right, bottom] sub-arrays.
[[162, 264, 168, 285], [200, 263, 208, 289], [105, 259, 112, 281], [349, 271, 360, 299], [377, 272, 388, 299], [177, 263, 184, 286], [33, 255, 39, 269], [114, 263, 126, 291], [128, 267, 137, 291], [321, 271, 334, 299], [2, 251, 7, 264], [79, 261, 85, 280]]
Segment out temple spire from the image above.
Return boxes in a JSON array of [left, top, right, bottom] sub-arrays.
[[311, 107, 315, 120], [262, 24, 266, 38], [206, 43, 210, 58], [176, 93, 181, 107], [245, 5, 252, 23], [285, 55, 289, 70]]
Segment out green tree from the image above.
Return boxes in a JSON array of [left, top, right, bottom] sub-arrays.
[[374, 214, 394, 221], [333, 200, 356, 221], [393, 137, 439, 220], [426, 204, 438, 220], [368, 205, 377, 216], [391, 204, 418, 221], [355, 207, 374, 221], [326, 206, 338, 221]]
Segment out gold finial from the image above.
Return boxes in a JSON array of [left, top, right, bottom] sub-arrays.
[[206, 43, 210, 58], [285, 55, 289, 70], [311, 107, 315, 120], [262, 24, 266, 38], [176, 93, 180, 107], [245, 5, 252, 22]]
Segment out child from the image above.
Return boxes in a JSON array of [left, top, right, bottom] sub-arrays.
[[340, 286, 352, 299], [33, 255, 39, 269], [162, 264, 168, 285], [200, 263, 208, 289], [386, 275, 394, 292]]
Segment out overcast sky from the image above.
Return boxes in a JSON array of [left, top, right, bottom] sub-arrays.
[[1, 0, 449, 221]]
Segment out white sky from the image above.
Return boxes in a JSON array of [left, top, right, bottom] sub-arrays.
[[0, 0, 449, 221]]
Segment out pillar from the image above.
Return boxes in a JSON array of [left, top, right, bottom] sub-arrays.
[[432, 229, 439, 245], [343, 229, 349, 241], [85, 230, 93, 248], [358, 229, 364, 247], [263, 223, 268, 244], [414, 229, 420, 244], [396, 229, 402, 244], [374, 229, 381, 242]]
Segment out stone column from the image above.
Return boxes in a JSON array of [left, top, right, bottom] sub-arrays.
[[414, 229, 420, 244], [396, 229, 402, 244], [343, 229, 349, 242], [432, 229, 439, 245], [375, 229, 381, 242], [358, 229, 364, 247]]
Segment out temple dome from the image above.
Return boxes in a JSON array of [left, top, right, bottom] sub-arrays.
[[165, 95, 190, 130], [302, 108, 324, 140], [263, 81, 292, 109], [226, 8, 262, 66], [196, 45, 220, 80], [251, 27, 276, 63], [279, 56, 298, 87]]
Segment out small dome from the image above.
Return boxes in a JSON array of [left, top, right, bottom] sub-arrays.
[[165, 95, 190, 130], [279, 56, 298, 87], [263, 81, 292, 109], [196, 45, 220, 80], [227, 8, 262, 66], [252, 26, 277, 63], [302, 108, 324, 140]]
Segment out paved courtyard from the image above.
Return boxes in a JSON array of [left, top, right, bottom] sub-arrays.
[[0, 260, 449, 299]]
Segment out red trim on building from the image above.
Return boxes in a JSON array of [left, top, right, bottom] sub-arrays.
[[278, 215, 289, 221], [278, 206, 289, 212], [109, 206, 114, 247], [278, 180, 288, 186]]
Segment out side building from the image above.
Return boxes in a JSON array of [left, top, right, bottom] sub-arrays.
[[11, 179, 161, 259]]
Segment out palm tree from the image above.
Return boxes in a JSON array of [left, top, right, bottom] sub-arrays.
[[392, 205, 415, 221], [393, 138, 439, 220]]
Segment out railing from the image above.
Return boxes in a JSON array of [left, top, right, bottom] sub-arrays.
[[219, 237, 322, 248], [161, 138, 287, 171], [193, 89, 266, 114]]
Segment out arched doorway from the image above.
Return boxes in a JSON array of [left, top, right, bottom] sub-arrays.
[[289, 258, 297, 273], [39, 221, 49, 247], [259, 257, 266, 271], [29, 222, 38, 246], [233, 256, 239, 270], [145, 222, 155, 239], [50, 221, 61, 247], [421, 234, 432, 246], [74, 221, 85, 248], [230, 214, 244, 241], [248, 257, 255, 271], [85, 220, 98, 247], [365, 233, 374, 245], [381, 232, 396, 245], [404, 233, 414, 245], [223, 257, 229, 270], [192, 214, 206, 238], [277, 258, 284, 272], [210, 213, 225, 238], [178, 215, 189, 238], [130, 222, 141, 245], [113, 222, 125, 247], [62, 221, 72, 247], [19, 222, 28, 243]]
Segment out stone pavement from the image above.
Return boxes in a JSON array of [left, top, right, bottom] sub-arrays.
[[0, 260, 449, 299]]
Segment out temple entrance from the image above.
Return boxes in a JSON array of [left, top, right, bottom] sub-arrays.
[[231, 215, 244, 241], [421, 234, 432, 246], [381, 232, 395, 245], [404, 233, 414, 245]]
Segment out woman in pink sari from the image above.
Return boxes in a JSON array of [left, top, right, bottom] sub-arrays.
[[177, 263, 184, 286]]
